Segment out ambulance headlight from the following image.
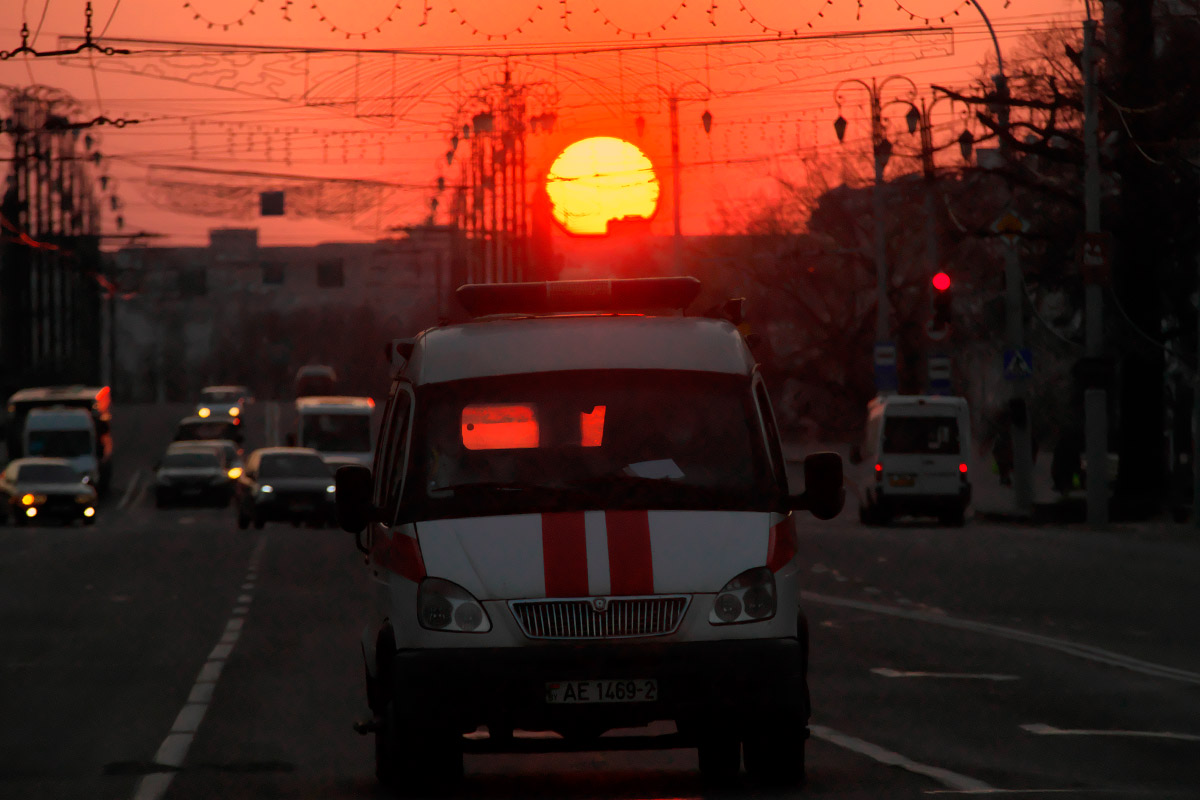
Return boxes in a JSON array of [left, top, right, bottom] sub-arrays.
[[417, 577, 492, 633], [709, 567, 776, 625]]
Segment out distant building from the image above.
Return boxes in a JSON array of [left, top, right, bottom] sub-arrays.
[[110, 227, 455, 401]]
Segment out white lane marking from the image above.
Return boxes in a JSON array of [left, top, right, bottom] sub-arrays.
[[926, 790, 1108, 795], [804, 591, 1200, 686], [1021, 723, 1200, 742], [236, 594, 252, 604], [130, 533, 267, 800], [241, 582, 255, 590], [873, 667, 1019, 681], [117, 470, 143, 510], [809, 724, 994, 792], [232, 606, 249, 615], [170, 704, 208, 733]]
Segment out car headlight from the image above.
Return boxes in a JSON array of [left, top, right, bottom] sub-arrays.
[[258, 484, 274, 494], [229, 407, 240, 417], [198, 407, 211, 418], [417, 578, 492, 633], [709, 567, 777, 625], [83, 507, 96, 518], [326, 484, 336, 494], [20, 493, 46, 506]]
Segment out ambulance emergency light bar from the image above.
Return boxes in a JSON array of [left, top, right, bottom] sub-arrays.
[[456, 277, 702, 318]]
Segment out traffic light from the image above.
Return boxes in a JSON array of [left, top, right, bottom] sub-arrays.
[[930, 272, 953, 331]]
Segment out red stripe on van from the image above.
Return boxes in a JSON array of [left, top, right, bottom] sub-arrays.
[[767, 517, 797, 572], [373, 530, 426, 583], [606, 510, 654, 595], [541, 512, 588, 597]]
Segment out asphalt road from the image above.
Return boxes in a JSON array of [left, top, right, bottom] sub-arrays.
[[2, 402, 1199, 799]]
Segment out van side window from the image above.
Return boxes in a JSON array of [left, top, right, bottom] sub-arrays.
[[753, 382, 789, 495], [381, 389, 413, 515], [371, 380, 401, 507]]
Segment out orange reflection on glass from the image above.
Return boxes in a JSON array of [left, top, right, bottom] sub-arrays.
[[580, 405, 606, 447], [462, 404, 539, 450]]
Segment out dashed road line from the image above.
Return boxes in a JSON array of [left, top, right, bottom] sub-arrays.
[[117, 470, 144, 510], [803, 591, 1200, 686], [1021, 723, 1200, 742], [872, 667, 1019, 681], [131, 533, 267, 800], [810, 724, 995, 792]]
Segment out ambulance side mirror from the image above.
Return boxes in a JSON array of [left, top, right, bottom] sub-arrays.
[[793, 451, 845, 520], [336, 464, 377, 544]]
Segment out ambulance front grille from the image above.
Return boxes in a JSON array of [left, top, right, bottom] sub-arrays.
[[509, 595, 690, 640]]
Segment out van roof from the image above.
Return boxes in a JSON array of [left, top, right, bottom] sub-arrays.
[[869, 394, 968, 412], [295, 395, 374, 411], [407, 315, 755, 385], [8, 385, 109, 405]]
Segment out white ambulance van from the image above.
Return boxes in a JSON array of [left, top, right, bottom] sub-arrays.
[[335, 277, 844, 790], [294, 395, 375, 469], [852, 394, 972, 526]]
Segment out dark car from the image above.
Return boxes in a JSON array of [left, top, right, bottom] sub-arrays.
[[173, 415, 243, 444], [154, 444, 233, 507], [235, 447, 336, 529], [0, 457, 98, 525]]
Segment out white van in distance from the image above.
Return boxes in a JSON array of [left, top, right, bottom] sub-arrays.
[[852, 394, 972, 526], [23, 408, 102, 489], [335, 276, 844, 790], [294, 396, 375, 469]]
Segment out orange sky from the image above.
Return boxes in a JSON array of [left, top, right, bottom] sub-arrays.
[[0, 1, 1084, 248]]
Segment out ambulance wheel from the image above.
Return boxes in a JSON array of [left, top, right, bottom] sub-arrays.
[[375, 699, 463, 793], [743, 728, 806, 786], [696, 734, 741, 783]]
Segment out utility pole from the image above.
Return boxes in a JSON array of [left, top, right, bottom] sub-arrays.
[[1082, 14, 1109, 526], [669, 95, 681, 275], [997, 72, 1035, 518]]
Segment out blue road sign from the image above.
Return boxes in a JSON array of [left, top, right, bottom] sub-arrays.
[[874, 342, 898, 392], [1003, 348, 1033, 381]]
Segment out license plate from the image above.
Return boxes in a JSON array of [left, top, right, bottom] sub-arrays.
[[889, 474, 915, 487], [545, 679, 657, 704]]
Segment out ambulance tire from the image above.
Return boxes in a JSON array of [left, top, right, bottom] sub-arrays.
[[743, 728, 806, 786], [375, 699, 463, 793], [696, 734, 741, 783]]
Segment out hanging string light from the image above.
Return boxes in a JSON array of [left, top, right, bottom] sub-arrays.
[[310, 1, 403, 39], [737, 0, 833, 34], [180, 0, 264, 32], [592, 0, 687, 39], [450, 2, 543, 40]]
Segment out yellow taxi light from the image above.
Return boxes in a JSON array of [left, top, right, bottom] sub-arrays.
[[229, 407, 240, 417], [227, 467, 243, 480], [198, 407, 212, 418], [83, 507, 96, 518]]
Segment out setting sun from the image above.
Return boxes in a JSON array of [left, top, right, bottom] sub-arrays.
[[546, 137, 659, 235]]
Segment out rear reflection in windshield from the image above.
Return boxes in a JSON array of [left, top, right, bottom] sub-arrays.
[[883, 416, 960, 455]]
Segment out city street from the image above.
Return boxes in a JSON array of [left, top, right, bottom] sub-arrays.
[[2, 403, 1198, 799]]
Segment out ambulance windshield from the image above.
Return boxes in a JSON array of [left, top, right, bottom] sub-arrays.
[[408, 370, 776, 519]]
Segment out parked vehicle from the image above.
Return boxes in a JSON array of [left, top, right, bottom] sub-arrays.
[[236, 447, 336, 529], [6, 386, 112, 492], [851, 394, 972, 526], [0, 457, 97, 525], [295, 395, 375, 469], [336, 277, 843, 789]]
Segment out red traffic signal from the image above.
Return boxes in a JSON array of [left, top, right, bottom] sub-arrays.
[[932, 271, 951, 292]]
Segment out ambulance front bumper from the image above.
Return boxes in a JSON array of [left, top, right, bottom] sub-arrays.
[[386, 637, 807, 734]]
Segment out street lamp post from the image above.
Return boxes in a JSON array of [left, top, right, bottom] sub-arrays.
[[834, 75, 918, 393], [636, 82, 711, 275]]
